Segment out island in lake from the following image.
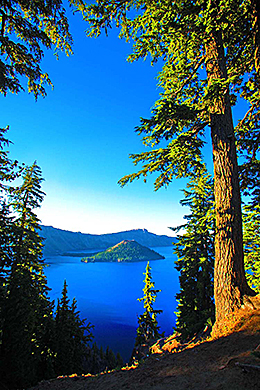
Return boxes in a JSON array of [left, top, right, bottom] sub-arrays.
[[81, 240, 165, 263]]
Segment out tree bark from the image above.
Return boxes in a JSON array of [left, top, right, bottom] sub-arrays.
[[205, 30, 256, 325]]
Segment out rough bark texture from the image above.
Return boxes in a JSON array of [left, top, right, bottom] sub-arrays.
[[252, 0, 260, 72], [205, 30, 255, 325]]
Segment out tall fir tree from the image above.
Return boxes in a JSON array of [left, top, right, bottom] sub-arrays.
[[0, 129, 102, 386], [0, 127, 25, 386], [85, 342, 124, 373], [0, 126, 22, 288], [105, 346, 117, 370], [243, 204, 260, 293], [135, 262, 162, 348], [84, 0, 259, 325], [0, 161, 55, 389], [171, 168, 215, 341], [54, 280, 94, 376]]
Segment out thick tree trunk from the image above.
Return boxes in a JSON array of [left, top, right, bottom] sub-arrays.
[[205, 31, 256, 325]]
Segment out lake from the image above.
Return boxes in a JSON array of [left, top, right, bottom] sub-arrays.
[[44, 246, 179, 362]]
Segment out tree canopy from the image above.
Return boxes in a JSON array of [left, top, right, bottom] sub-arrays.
[[84, 0, 260, 324], [54, 280, 94, 376], [0, 0, 87, 98], [172, 167, 215, 340], [135, 261, 162, 349], [0, 128, 95, 388], [243, 204, 260, 293]]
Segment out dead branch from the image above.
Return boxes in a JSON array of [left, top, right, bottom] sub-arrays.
[[235, 362, 260, 371]]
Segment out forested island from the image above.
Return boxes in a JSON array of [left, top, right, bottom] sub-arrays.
[[81, 240, 165, 263]]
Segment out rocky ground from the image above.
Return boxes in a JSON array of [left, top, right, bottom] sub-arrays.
[[30, 296, 260, 390]]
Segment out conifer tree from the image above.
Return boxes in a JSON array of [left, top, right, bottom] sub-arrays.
[[171, 168, 215, 341], [0, 161, 54, 389], [243, 204, 260, 293], [0, 0, 88, 98], [87, 342, 100, 373], [116, 352, 124, 368], [0, 126, 22, 288], [135, 262, 162, 347], [0, 131, 97, 386], [85, 343, 123, 373], [99, 345, 105, 360], [105, 346, 117, 370], [84, 0, 259, 325], [54, 280, 93, 376]]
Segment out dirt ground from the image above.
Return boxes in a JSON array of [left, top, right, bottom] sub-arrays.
[[30, 297, 260, 390]]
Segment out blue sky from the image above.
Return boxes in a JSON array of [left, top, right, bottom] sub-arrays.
[[0, 10, 215, 236]]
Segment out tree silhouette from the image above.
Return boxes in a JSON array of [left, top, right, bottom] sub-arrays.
[[135, 262, 162, 348]]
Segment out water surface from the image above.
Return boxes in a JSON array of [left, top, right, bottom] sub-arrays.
[[44, 246, 179, 361]]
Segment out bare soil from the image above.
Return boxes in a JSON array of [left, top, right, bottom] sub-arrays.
[[30, 296, 260, 390]]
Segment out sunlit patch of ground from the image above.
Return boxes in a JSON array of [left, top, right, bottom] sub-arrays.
[[30, 295, 260, 390]]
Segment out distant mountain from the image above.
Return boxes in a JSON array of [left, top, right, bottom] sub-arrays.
[[81, 240, 165, 263], [40, 225, 174, 257]]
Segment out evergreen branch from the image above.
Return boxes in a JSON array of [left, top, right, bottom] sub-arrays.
[[171, 56, 206, 99], [236, 104, 256, 129]]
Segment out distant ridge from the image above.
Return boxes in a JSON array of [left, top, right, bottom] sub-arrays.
[[40, 225, 174, 257]]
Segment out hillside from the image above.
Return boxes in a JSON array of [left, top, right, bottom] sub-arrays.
[[40, 225, 174, 256], [30, 295, 260, 390], [81, 240, 165, 263]]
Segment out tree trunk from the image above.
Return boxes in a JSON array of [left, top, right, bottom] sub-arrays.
[[205, 30, 256, 325]]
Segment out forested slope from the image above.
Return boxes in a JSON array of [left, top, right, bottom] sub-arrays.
[[30, 295, 260, 390], [81, 240, 165, 262], [40, 225, 174, 256]]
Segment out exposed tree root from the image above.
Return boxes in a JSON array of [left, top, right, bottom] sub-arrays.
[[212, 294, 260, 338]]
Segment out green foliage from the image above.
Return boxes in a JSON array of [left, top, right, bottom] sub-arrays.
[[0, 0, 87, 98], [0, 126, 23, 367], [0, 154, 55, 388], [105, 346, 117, 370], [0, 128, 123, 385], [84, 0, 260, 320], [0, 128, 96, 387], [243, 204, 260, 293], [54, 280, 94, 376], [83, 0, 260, 218], [85, 342, 124, 373], [82, 240, 164, 263], [83, 0, 252, 186], [116, 352, 124, 368], [135, 262, 162, 348], [172, 167, 215, 341], [0, 126, 23, 286]]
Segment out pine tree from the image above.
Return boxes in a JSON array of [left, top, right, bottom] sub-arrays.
[[99, 345, 105, 360], [85, 0, 259, 325], [88, 342, 100, 373], [243, 204, 260, 293], [84, 343, 123, 373], [116, 352, 124, 368], [54, 280, 93, 376], [0, 126, 22, 289], [54, 280, 72, 375], [0, 162, 55, 388], [135, 262, 162, 348], [0, 0, 89, 98], [172, 168, 215, 341], [105, 346, 117, 370], [0, 199, 13, 345]]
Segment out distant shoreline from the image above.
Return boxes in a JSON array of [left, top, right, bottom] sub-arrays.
[[40, 225, 175, 257]]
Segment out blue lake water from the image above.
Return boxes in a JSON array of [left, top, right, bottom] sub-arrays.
[[44, 246, 179, 362]]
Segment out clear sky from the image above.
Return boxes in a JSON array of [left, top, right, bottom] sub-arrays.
[[1, 9, 216, 237]]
